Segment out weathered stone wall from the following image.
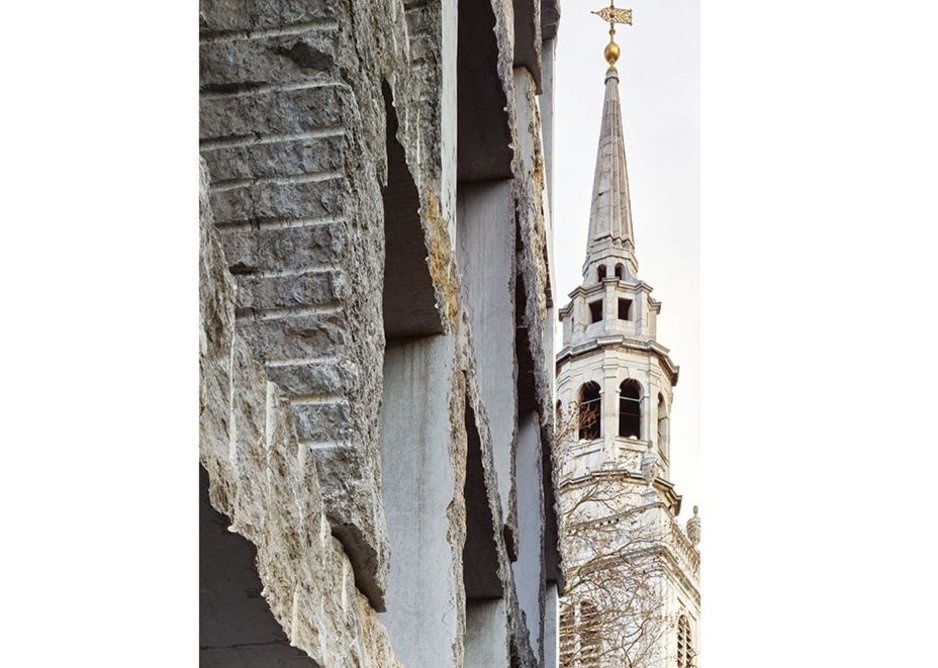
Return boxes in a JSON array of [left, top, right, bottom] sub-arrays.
[[199, 0, 563, 665], [200, 158, 401, 666]]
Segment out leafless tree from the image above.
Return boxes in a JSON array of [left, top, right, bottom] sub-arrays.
[[554, 400, 695, 668]]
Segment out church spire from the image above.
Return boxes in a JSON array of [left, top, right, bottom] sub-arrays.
[[584, 3, 638, 278]]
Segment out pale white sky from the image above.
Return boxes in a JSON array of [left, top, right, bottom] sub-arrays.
[[552, 0, 701, 517]]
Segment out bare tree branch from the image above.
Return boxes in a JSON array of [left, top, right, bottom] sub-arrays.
[[555, 400, 697, 668]]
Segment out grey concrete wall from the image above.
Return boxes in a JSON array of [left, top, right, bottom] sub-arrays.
[[466, 599, 511, 668], [379, 336, 461, 667], [541, 36, 557, 220], [508, 58, 565, 667], [457, 180, 518, 541], [513, 410, 547, 664], [440, 0, 459, 242], [543, 582, 560, 668]]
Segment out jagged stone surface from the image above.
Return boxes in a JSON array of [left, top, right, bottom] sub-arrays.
[[200, 158, 401, 666], [199, 1, 565, 665]]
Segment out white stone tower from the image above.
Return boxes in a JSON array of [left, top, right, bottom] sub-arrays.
[[556, 4, 700, 666]]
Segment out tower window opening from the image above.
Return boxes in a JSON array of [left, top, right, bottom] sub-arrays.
[[597, 265, 607, 282], [559, 604, 575, 667], [619, 379, 641, 439], [589, 300, 603, 324], [677, 615, 694, 668], [578, 382, 602, 441], [579, 600, 600, 667], [614, 263, 624, 279], [618, 298, 632, 320]]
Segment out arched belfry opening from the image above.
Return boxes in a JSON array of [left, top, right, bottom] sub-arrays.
[[578, 382, 602, 441], [618, 379, 642, 439], [614, 263, 624, 279], [597, 265, 607, 282], [657, 392, 670, 460]]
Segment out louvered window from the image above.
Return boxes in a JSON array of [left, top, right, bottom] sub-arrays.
[[579, 601, 600, 667], [677, 615, 694, 668], [560, 600, 604, 667], [559, 605, 575, 667]]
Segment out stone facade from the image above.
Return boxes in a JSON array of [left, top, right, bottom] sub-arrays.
[[555, 50, 700, 668], [199, 0, 563, 665]]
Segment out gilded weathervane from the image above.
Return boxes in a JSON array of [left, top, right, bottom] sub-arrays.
[[591, 1, 632, 68]]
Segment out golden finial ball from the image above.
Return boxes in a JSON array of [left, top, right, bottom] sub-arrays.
[[604, 40, 621, 67]]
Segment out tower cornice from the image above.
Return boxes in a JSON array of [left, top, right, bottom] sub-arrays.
[[556, 336, 679, 386], [560, 469, 683, 514], [559, 278, 656, 310]]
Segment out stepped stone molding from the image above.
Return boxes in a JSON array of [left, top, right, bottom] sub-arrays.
[[200, 159, 401, 666]]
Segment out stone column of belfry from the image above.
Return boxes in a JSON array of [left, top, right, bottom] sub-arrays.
[[556, 3, 700, 667], [603, 280, 616, 322], [601, 364, 619, 460]]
